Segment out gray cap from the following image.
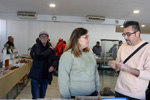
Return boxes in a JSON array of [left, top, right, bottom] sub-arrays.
[[39, 31, 49, 37]]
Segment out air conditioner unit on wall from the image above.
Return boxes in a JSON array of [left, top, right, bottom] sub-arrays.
[[17, 11, 37, 19], [86, 15, 105, 22]]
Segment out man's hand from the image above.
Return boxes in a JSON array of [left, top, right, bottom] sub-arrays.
[[49, 66, 54, 72], [116, 62, 130, 72], [116, 62, 140, 77], [108, 60, 119, 70], [49, 46, 54, 50]]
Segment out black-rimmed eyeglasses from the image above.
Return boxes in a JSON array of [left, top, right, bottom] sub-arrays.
[[122, 32, 136, 37]]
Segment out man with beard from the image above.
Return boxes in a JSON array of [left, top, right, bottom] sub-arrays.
[[108, 21, 150, 100]]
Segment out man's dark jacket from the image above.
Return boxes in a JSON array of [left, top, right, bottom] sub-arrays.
[[4, 41, 15, 54], [28, 42, 57, 84]]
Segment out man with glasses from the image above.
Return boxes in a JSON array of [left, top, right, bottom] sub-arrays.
[[108, 21, 150, 100], [28, 31, 57, 99]]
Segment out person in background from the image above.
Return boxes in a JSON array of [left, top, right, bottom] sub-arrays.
[[108, 21, 150, 100], [118, 40, 123, 48], [28, 31, 57, 99], [54, 38, 66, 75], [3, 36, 15, 54], [58, 28, 100, 99], [55, 38, 65, 57], [92, 41, 101, 56], [63, 40, 66, 45], [109, 44, 118, 60]]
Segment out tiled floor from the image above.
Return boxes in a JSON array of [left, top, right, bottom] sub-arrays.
[[16, 71, 116, 99], [16, 76, 60, 99]]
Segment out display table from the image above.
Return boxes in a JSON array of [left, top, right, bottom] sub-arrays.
[[0, 61, 32, 98]]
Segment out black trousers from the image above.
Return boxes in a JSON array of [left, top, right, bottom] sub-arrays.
[[115, 91, 140, 100], [71, 90, 98, 98], [55, 56, 60, 70]]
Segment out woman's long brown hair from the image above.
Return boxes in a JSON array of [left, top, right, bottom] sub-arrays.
[[64, 28, 89, 57]]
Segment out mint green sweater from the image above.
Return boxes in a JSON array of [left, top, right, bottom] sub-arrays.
[[58, 49, 100, 98]]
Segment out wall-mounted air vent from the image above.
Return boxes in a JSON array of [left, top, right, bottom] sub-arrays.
[[17, 11, 37, 19], [86, 16, 105, 22]]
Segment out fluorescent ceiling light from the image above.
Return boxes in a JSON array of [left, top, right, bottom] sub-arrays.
[[49, 3, 56, 7], [141, 25, 145, 27], [133, 10, 139, 14]]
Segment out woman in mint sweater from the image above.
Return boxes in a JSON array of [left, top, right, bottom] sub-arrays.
[[58, 28, 100, 98]]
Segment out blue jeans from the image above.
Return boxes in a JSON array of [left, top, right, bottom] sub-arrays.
[[115, 91, 140, 100], [31, 79, 48, 99]]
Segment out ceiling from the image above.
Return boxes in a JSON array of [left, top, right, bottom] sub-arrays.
[[0, 0, 150, 33]]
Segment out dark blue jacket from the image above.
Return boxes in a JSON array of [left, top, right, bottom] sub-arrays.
[[28, 42, 57, 83]]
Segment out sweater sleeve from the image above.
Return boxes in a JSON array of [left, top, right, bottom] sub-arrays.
[[138, 49, 150, 80], [91, 49, 100, 91], [95, 67, 100, 91], [58, 51, 72, 98]]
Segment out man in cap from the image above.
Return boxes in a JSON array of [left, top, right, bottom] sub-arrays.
[[28, 31, 57, 99]]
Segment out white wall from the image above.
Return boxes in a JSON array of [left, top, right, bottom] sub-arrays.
[[28, 21, 125, 48], [141, 34, 150, 43], [5, 20, 124, 56], [1, 18, 150, 59], [28, 21, 81, 48], [6, 20, 29, 55], [0, 19, 6, 60]]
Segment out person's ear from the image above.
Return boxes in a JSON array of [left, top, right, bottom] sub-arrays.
[[136, 31, 140, 37]]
